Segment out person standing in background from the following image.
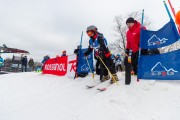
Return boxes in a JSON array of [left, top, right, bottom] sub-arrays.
[[21, 56, 28, 72], [61, 50, 67, 57], [28, 58, 34, 71]]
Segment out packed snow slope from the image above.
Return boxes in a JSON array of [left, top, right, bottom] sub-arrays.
[[0, 72, 180, 120]]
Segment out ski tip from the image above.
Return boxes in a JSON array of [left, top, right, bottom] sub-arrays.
[[97, 88, 106, 91], [86, 85, 95, 89]]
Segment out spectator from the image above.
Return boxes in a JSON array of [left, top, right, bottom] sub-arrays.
[[42, 55, 50, 64], [28, 58, 34, 71], [125, 17, 146, 75], [35, 63, 42, 73], [41, 55, 50, 70], [61, 50, 67, 57], [115, 54, 122, 72], [21, 56, 28, 72], [0, 56, 4, 71]]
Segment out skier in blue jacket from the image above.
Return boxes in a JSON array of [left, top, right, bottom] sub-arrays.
[[84, 25, 118, 84]]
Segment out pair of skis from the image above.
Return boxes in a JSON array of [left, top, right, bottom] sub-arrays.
[[86, 85, 107, 91], [86, 81, 112, 91]]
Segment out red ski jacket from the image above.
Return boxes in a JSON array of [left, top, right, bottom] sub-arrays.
[[126, 21, 144, 53]]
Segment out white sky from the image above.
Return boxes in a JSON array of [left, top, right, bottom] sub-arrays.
[[0, 0, 180, 62]]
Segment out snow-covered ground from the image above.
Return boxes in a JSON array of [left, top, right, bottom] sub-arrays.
[[0, 72, 180, 120]]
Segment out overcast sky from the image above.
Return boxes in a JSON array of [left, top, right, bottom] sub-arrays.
[[0, 0, 180, 62]]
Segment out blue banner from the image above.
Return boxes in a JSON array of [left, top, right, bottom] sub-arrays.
[[138, 49, 180, 80], [77, 48, 94, 73], [141, 20, 180, 49]]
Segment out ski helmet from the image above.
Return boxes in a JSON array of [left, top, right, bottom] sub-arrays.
[[86, 25, 97, 32]]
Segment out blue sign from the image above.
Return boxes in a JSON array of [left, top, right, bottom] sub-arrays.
[[77, 48, 94, 73], [138, 49, 180, 80], [141, 19, 180, 49]]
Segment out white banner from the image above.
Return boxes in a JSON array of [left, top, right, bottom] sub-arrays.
[[66, 54, 77, 78]]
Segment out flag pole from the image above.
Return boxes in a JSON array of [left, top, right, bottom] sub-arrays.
[[74, 31, 84, 79], [163, 1, 173, 20], [141, 9, 145, 26], [78, 31, 83, 61], [137, 9, 144, 81], [80, 31, 83, 49], [167, 0, 180, 33], [167, 0, 175, 16], [163, 1, 180, 37]]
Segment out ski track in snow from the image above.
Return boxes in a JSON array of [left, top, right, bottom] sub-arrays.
[[0, 72, 180, 120]]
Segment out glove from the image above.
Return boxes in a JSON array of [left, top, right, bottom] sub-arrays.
[[95, 51, 99, 57], [128, 56, 131, 63], [125, 49, 129, 56], [104, 52, 111, 58], [84, 52, 88, 57]]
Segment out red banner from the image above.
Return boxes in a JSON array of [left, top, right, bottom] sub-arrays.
[[42, 54, 77, 77], [43, 56, 68, 76]]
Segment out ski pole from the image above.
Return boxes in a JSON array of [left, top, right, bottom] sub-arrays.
[[85, 57, 95, 80], [74, 31, 84, 79], [98, 56, 119, 86]]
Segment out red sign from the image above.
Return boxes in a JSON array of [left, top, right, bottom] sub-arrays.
[[43, 56, 68, 76]]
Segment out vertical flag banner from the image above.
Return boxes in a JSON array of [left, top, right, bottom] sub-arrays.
[[167, 0, 180, 33], [77, 48, 93, 73]]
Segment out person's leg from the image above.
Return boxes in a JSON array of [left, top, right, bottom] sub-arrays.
[[29, 66, 31, 71], [124, 56, 131, 85], [100, 58, 109, 82], [95, 59, 100, 75], [105, 58, 116, 74], [99, 60, 104, 81], [115, 65, 118, 72], [119, 64, 123, 71], [105, 58, 118, 84], [25, 65, 27, 72], [21, 65, 24, 72], [131, 52, 138, 75]]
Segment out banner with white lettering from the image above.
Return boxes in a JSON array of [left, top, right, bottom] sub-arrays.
[[138, 49, 180, 80], [43, 56, 68, 76], [42, 55, 77, 77]]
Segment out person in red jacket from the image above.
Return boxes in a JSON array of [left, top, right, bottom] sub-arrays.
[[125, 17, 143, 75]]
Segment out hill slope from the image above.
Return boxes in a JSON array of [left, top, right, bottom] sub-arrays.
[[0, 72, 180, 120]]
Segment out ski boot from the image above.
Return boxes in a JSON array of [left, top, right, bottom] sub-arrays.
[[110, 74, 119, 84], [101, 75, 110, 82]]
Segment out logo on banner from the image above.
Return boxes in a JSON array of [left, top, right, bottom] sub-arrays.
[[44, 63, 66, 71], [148, 35, 168, 46], [151, 62, 178, 76], [68, 60, 77, 72], [80, 64, 89, 72]]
